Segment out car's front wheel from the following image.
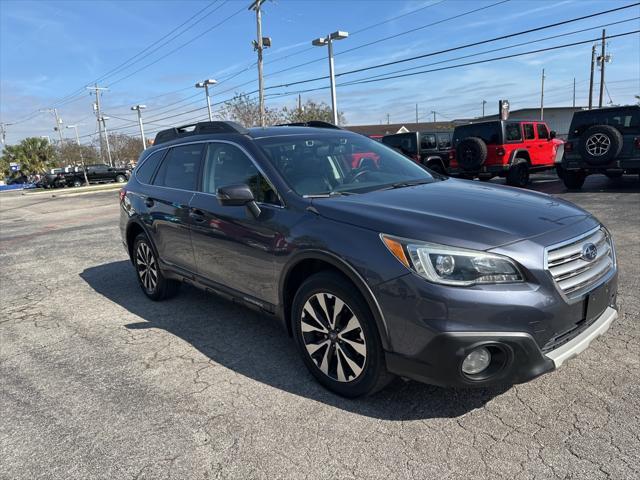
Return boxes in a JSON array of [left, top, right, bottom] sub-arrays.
[[292, 272, 393, 397], [133, 233, 180, 301], [116, 174, 127, 183], [506, 160, 529, 187]]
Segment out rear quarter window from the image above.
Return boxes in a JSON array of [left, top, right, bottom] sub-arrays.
[[505, 122, 523, 142], [135, 150, 165, 184], [453, 123, 501, 145], [152, 144, 204, 190]]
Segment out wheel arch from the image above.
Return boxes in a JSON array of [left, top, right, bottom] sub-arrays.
[[125, 220, 157, 263], [424, 155, 446, 171], [509, 149, 531, 165], [279, 251, 391, 350]]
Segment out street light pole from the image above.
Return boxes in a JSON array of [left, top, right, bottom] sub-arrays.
[[195, 79, 217, 121], [312, 30, 348, 125], [131, 105, 147, 149], [101, 116, 113, 167], [540, 68, 545, 120], [482, 100, 487, 117], [66, 124, 89, 186]]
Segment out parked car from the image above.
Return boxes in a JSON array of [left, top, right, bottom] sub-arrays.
[[381, 131, 451, 174], [120, 121, 617, 397], [559, 105, 640, 189], [448, 120, 563, 187], [64, 164, 130, 187], [38, 172, 67, 189]]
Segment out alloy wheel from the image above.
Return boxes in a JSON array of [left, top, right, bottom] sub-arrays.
[[300, 292, 367, 383], [136, 242, 158, 292], [586, 133, 611, 156]]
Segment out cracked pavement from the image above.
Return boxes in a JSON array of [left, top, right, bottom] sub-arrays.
[[1, 174, 639, 479]]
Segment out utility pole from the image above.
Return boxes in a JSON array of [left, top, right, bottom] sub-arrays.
[[431, 110, 436, 123], [540, 68, 545, 120], [0, 123, 10, 144], [87, 84, 108, 161], [195, 79, 217, 121], [386, 113, 390, 125], [598, 29, 606, 108], [415, 104, 419, 124], [298, 94, 303, 117], [573, 78, 576, 107], [40, 108, 64, 143], [131, 105, 147, 150], [100, 116, 113, 167], [66, 125, 90, 186], [482, 100, 487, 118], [250, 0, 270, 127], [588, 44, 596, 109]]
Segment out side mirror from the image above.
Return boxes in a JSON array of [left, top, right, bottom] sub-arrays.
[[217, 184, 261, 217], [549, 130, 556, 140]]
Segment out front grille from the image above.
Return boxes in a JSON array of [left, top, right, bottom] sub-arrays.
[[545, 227, 614, 299]]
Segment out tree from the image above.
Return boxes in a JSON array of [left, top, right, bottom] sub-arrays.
[[281, 99, 346, 126], [219, 93, 283, 127], [94, 133, 143, 166], [0, 137, 56, 177], [55, 140, 99, 167]]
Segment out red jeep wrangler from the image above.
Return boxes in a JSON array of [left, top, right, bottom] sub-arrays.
[[448, 120, 563, 187]]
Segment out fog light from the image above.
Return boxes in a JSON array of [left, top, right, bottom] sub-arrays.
[[462, 347, 491, 375]]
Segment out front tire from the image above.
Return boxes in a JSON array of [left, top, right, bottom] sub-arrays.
[[133, 233, 180, 301], [292, 272, 393, 397], [116, 174, 127, 183]]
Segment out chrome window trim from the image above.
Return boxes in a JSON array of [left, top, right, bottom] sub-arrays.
[[134, 139, 285, 208], [543, 225, 616, 303]]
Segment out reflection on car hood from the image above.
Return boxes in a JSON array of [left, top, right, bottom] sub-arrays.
[[312, 179, 596, 250]]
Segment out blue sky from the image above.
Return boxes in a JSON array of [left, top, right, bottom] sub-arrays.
[[1, 0, 638, 146]]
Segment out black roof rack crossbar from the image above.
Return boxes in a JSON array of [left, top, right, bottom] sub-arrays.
[[153, 121, 249, 145], [274, 120, 342, 130]]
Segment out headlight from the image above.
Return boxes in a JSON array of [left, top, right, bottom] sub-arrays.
[[381, 234, 523, 286]]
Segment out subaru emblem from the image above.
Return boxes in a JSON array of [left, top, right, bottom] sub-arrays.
[[582, 243, 597, 262]]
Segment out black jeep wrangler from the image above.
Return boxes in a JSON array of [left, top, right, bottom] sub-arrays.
[[559, 105, 640, 189]]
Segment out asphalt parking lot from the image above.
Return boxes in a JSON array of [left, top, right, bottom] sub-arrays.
[[1, 173, 639, 480]]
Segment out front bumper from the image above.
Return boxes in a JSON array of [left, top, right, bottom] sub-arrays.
[[384, 304, 617, 387]]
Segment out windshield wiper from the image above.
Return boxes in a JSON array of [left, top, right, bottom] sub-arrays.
[[384, 179, 433, 190], [303, 191, 351, 198]]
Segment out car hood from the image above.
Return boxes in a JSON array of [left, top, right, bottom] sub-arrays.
[[312, 179, 597, 250]]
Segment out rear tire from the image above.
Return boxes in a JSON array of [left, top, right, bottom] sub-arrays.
[[561, 169, 587, 190], [292, 271, 393, 397], [506, 161, 529, 188], [72, 179, 82, 187], [133, 233, 180, 301], [116, 174, 127, 183]]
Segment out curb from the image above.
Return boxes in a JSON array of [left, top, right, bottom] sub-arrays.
[[22, 183, 124, 197]]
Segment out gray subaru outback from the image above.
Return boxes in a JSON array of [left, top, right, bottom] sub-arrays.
[[120, 121, 618, 397]]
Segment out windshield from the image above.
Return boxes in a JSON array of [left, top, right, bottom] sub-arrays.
[[255, 132, 436, 196]]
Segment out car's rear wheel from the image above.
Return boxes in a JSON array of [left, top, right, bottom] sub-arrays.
[[506, 160, 529, 188], [116, 174, 127, 183], [72, 178, 82, 187], [133, 233, 180, 301], [292, 272, 393, 397], [561, 169, 587, 190]]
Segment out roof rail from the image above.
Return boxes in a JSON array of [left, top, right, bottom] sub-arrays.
[[275, 120, 342, 130], [153, 121, 249, 145]]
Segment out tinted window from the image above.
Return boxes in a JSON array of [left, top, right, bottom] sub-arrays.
[[570, 108, 640, 137], [420, 133, 436, 150], [452, 122, 501, 145], [537, 123, 549, 139], [523, 123, 535, 140], [437, 133, 451, 148], [135, 150, 165, 184], [256, 133, 435, 197], [153, 144, 203, 190], [202, 143, 279, 205], [505, 122, 523, 142], [381, 133, 417, 154]]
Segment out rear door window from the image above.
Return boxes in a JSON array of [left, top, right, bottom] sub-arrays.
[[523, 123, 535, 140], [420, 133, 436, 150], [153, 144, 204, 190], [437, 133, 451, 149], [135, 150, 165, 184], [505, 122, 523, 142]]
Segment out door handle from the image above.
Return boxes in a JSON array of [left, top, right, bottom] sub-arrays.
[[190, 208, 206, 223], [145, 198, 154, 207]]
